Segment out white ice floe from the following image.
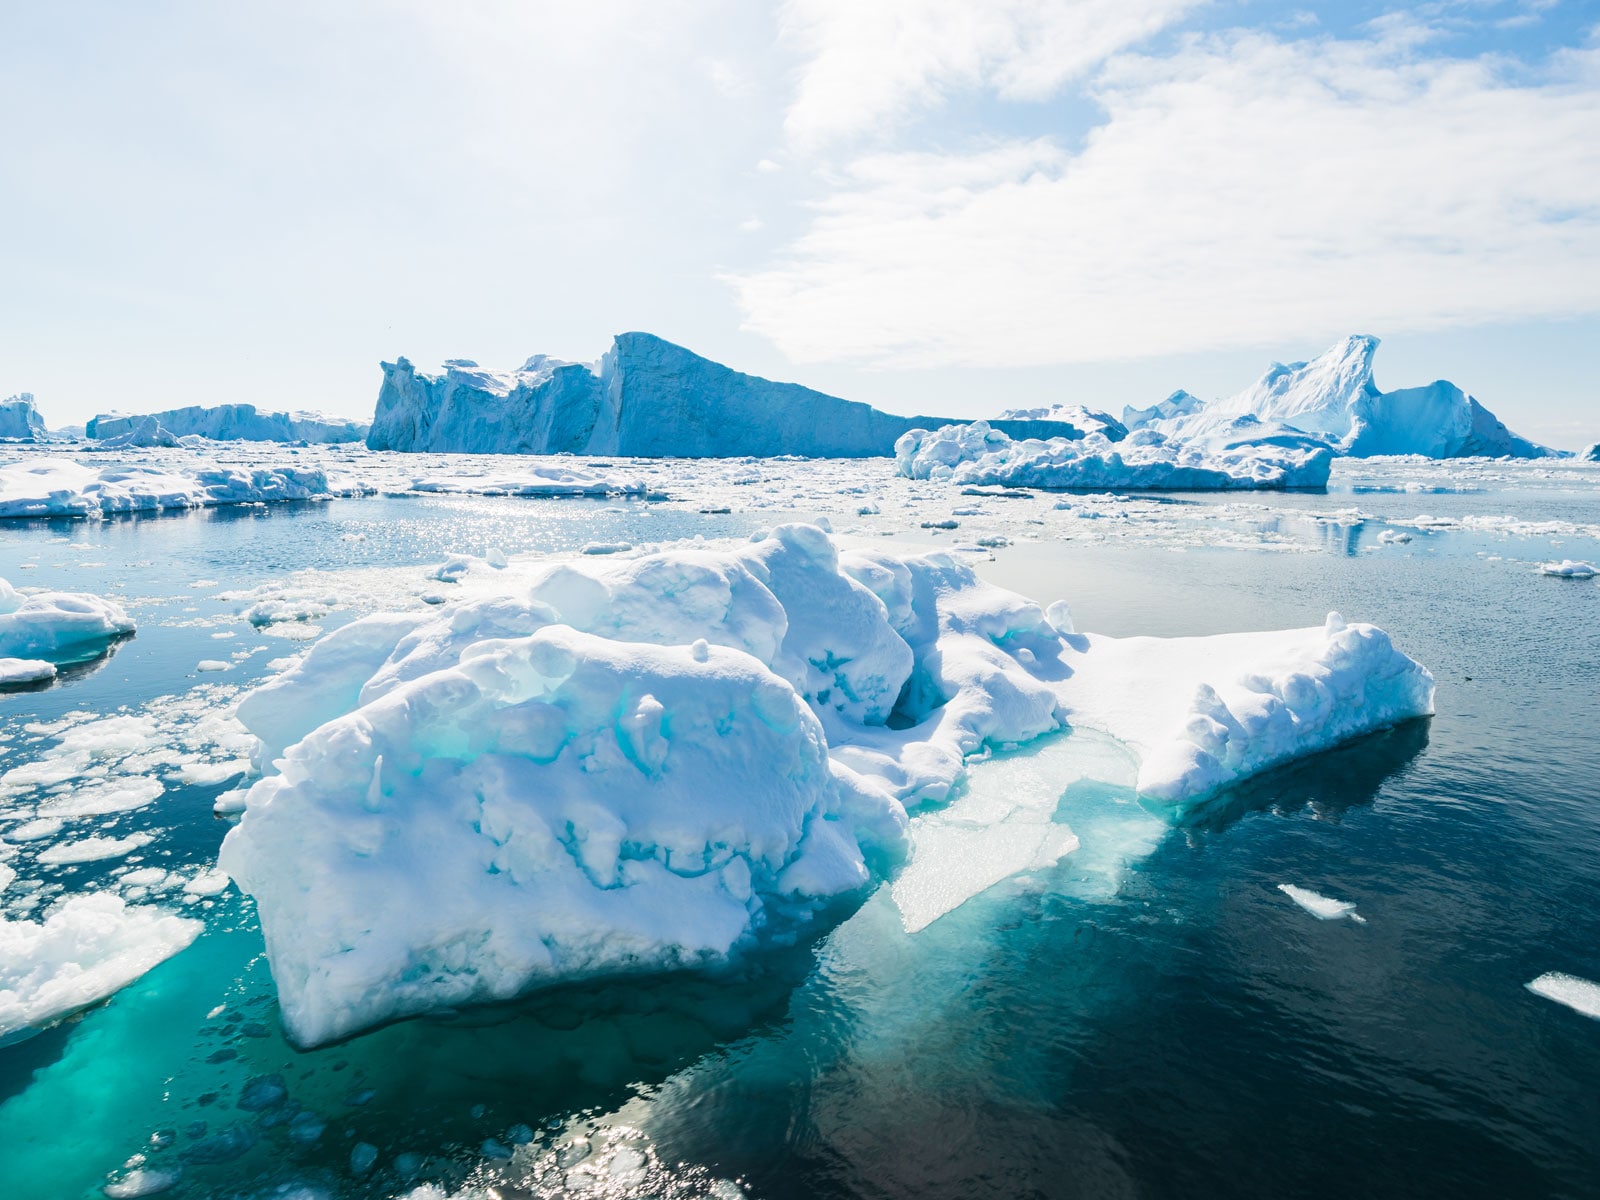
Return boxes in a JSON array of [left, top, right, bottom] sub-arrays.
[[0, 576, 134, 661], [37, 833, 153, 865], [1277, 883, 1367, 923], [896, 421, 1332, 491], [1539, 560, 1597, 578], [408, 466, 645, 497], [0, 893, 201, 1039], [0, 657, 55, 684], [0, 456, 369, 519], [1525, 971, 1600, 1020], [220, 526, 1431, 1044]]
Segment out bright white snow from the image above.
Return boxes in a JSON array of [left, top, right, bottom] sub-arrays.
[[0, 576, 134, 661], [0, 893, 201, 1040], [220, 525, 1432, 1044]]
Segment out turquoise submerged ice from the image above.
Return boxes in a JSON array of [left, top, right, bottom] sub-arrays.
[[221, 524, 1432, 1046]]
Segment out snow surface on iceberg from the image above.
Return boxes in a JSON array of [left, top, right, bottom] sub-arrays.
[[895, 420, 1332, 490], [998, 404, 1127, 441], [87, 403, 367, 444], [367, 333, 1086, 458], [0, 893, 201, 1040], [220, 527, 1431, 1045], [0, 576, 134, 661], [0, 457, 368, 519], [1129, 336, 1549, 459], [1, 394, 47, 442]]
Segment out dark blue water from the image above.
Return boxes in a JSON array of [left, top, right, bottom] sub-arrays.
[[1, 476, 1597, 1200]]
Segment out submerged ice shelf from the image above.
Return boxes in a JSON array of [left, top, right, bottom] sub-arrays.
[[218, 525, 1433, 1045]]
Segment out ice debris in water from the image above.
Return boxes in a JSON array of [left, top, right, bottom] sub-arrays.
[[0, 575, 134, 661], [101, 1164, 183, 1198], [1538, 560, 1597, 578], [219, 525, 1431, 1044], [1526, 972, 1600, 1020], [1278, 883, 1367, 924], [0, 893, 201, 1039]]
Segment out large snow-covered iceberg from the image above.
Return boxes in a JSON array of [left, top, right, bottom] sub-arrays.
[[220, 527, 1431, 1045], [896, 420, 1333, 490], [1128, 336, 1550, 459], [0, 457, 368, 519], [367, 333, 1086, 457], [1, 394, 47, 442], [87, 404, 367, 445]]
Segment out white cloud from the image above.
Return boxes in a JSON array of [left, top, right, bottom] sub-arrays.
[[734, 30, 1600, 367], [779, 0, 1202, 147]]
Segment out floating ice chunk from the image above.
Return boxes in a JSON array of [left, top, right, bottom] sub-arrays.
[[183, 868, 231, 897], [0, 893, 201, 1039], [1539, 560, 1597, 578], [1377, 529, 1412, 545], [1526, 972, 1600, 1019], [0, 576, 134, 660], [581, 541, 633, 555], [1278, 883, 1367, 923], [6, 817, 66, 842], [196, 660, 232, 673], [0, 457, 368, 519], [38, 832, 153, 865], [102, 1165, 183, 1198], [0, 657, 55, 685]]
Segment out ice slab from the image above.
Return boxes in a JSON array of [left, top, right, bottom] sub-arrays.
[[1278, 883, 1366, 923], [1526, 972, 1600, 1020]]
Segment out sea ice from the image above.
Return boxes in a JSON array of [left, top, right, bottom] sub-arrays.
[[37, 833, 154, 865], [1277, 883, 1367, 923], [0, 657, 56, 684], [0, 457, 368, 519], [219, 527, 1431, 1043], [896, 421, 1332, 491], [1539, 560, 1597, 578], [0, 893, 201, 1039], [1525, 971, 1600, 1020], [0, 576, 135, 661]]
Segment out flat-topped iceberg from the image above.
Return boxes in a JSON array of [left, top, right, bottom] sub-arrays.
[[895, 420, 1333, 490], [0, 457, 369, 519], [87, 403, 367, 444], [1, 394, 47, 442], [220, 526, 1431, 1045], [367, 333, 1085, 458], [1129, 336, 1550, 459]]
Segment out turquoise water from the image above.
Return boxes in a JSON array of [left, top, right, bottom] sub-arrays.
[[2, 473, 1598, 1199]]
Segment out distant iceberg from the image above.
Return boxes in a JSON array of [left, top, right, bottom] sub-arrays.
[[87, 403, 368, 445], [896, 420, 1332, 490], [220, 526, 1431, 1045], [367, 332, 1087, 458], [1582, 442, 1600, 462], [0, 457, 368, 519], [1, 394, 47, 442], [1128, 336, 1550, 459]]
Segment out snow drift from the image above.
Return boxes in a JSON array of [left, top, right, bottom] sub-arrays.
[[87, 404, 367, 444], [895, 420, 1332, 490], [1126, 336, 1549, 459], [221, 526, 1432, 1045], [366, 333, 1087, 458]]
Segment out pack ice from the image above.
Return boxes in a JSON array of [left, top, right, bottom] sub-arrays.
[[366, 332, 1085, 457], [220, 526, 1433, 1045], [1125, 335, 1550, 459], [895, 420, 1333, 490], [87, 403, 368, 444]]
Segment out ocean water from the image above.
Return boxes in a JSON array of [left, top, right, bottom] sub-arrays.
[[1, 457, 1598, 1199]]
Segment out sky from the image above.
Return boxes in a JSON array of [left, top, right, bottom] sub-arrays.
[[2, 0, 1597, 448]]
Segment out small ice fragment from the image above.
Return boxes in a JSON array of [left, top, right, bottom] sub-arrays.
[[1526, 972, 1600, 1020], [485, 547, 508, 569], [506, 1123, 535, 1145], [480, 1139, 513, 1159], [1278, 883, 1366, 923], [196, 660, 232, 673], [556, 1140, 591, 1168], [393, 1151, 423, 1180], [287, 1111, 326, 1144], [609, 1146, 648, 1179], [1045, 599, 1074, 635], [580, 542, 631, 555], [1539, 560, 1597, 578], [102, 1165, 182, 1198]]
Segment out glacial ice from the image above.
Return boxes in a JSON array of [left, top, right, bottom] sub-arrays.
[[1127, 336, 1549, 459], [1277, 883, 1366, 923], [0, 457, 369, 519], [895, 420, 1333, 491], [367, 333, 1085, 457], [0, 576, 135, 661], [1, 393, 48, 442], [1526, 971, 1600, 1020], [0, 893, 201, 1040], [87, 403, 368, 445], [220, 527, 1432, 1044]]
